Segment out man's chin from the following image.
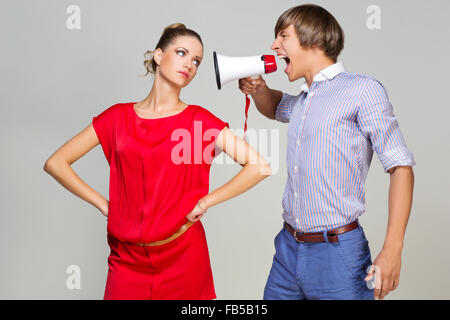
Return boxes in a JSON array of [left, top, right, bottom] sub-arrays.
[[287, 73, 301, 82]]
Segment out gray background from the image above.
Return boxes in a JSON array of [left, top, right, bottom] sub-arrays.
[[1, 0, 449, 299]]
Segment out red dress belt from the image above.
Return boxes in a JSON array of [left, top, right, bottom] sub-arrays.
[[284, 220, 359, 243]]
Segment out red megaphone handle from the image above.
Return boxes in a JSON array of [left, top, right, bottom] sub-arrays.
[[244, 95, 250, 141]]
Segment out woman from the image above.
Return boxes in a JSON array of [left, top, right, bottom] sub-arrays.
[[43, 23, 271, 300]]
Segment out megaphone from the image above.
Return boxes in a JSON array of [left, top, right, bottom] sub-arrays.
[[213, 51, 277, 89]]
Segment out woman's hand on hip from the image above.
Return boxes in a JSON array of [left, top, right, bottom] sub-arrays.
[[99, 199, 109, 218], [186, 201, 207, 222]]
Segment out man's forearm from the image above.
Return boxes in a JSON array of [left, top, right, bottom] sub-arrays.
[[383, 166, 415, 252], [251, 86, 283, 120]]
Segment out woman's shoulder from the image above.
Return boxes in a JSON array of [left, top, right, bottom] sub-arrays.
[[188, 104, 221, 118], [188, 104, 229, 130], [109, 102, 131, 113], [94, 102, 130, 118]]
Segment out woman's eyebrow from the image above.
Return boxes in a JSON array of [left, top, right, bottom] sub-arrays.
[[177, 47, 202, 60]]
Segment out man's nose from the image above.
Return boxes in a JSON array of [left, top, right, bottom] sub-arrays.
[[271, 39, 279, 51]]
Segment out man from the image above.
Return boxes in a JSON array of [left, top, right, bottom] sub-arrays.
[[239, 4, 415, 300]]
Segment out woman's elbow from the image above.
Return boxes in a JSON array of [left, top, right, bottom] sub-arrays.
[[257, 159, 272, 177], [43, 156, 64, 174], [43, 157, 55, 174]]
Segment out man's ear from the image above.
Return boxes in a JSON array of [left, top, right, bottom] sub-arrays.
[[311, 44, 328, 57], [310, 44, 321, 52], [153, 48, 163, 67]]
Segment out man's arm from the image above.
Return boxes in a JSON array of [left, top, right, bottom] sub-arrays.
[[367, 165, 414, 300], [385, 166, 414, 253], [239, 76, 283, 120], [357, 78, 416, 300]]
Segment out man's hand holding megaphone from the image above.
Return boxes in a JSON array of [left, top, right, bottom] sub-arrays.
[[238, 75, 283, 121], [238, 75, 267, 96], [213, 52, 280, 136]]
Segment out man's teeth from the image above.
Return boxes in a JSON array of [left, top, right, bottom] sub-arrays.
[[278, 55, 290, 63]]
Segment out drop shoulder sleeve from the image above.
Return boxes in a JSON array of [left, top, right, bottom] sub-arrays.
[[199, 107, 230, 159], [92, 104, 120, 164]]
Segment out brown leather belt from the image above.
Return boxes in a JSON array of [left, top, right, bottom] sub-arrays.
[[134, 221, 195, 247], [284, 220, 359, 243]]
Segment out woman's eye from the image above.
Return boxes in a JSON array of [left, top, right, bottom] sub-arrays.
[[193, 60, 200, 66], [177, 50, 185, 56]]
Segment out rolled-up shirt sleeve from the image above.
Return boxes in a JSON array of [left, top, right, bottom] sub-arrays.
[[357, 78, 416, 172], [275, 92, 297, 123]]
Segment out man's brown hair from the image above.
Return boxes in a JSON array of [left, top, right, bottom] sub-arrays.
[[274, 4, 344, 62]]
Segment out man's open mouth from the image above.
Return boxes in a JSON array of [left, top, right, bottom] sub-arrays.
[[278, 55, 291, 73], [278, 55, 290, 65]]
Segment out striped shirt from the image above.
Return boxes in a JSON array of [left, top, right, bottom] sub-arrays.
[[275, 62, 416, 232]]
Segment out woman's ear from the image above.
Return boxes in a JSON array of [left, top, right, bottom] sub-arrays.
[[153, 48, 163, 67]]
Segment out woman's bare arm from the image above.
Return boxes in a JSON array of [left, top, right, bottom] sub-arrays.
[[198, 127, 271, 211], [43, 123, 109, 217]]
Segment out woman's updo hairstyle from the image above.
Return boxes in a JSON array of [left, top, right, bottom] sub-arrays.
[[142, 23, 203, 77]]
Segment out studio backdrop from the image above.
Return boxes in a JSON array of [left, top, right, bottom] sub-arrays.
[[1, 0, 449, 299]]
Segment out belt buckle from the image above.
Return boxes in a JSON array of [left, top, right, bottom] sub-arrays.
[[327, 232, 339, 243], [294, 231, 304, 243]]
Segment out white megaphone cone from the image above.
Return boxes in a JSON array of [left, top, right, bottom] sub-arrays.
[[213, 51, 277, 142], [213, 51, 277, 89]]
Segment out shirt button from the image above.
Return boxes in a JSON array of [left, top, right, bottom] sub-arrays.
[[310, 92, 314, 97], [297, 140, 300, 145], [301, 115, 305, 120], [294, 192, 298, 197], [294, 166, 298, 172]]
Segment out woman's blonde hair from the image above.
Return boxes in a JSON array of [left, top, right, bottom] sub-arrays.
[[141, 23, 203, 77]]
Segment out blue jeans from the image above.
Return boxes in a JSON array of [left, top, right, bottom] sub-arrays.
[[263, 221, 374, 300]]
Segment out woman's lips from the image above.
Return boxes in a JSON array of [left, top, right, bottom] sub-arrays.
[[177, 71, 189, 78]]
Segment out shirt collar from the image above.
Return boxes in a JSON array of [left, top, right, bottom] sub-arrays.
[[300, 62, 345, 92]]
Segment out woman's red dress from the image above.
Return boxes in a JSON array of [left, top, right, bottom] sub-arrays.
[[92, 102, 229, 299]]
